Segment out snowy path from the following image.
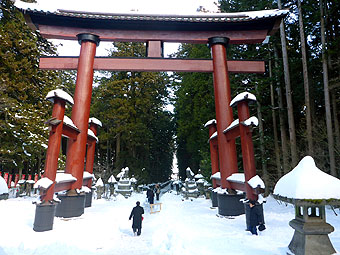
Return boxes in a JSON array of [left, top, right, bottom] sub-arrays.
[[0, 191, 339, 255]]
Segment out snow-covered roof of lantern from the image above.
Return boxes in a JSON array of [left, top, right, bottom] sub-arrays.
[[33, 177, 53, 189], [204, 119, 216, 128], [45, 89, 74, 105], [195, 174, 204, 179], [96, 178, 104, 187], [248, 175, 265, 189], [63, 116, 78, 130], [211, 172, 221, 180], [130, 177, 137, 183], [89, 117, 102, 127], [88, 129, 99, 142], [273, 156, 340, 200], [230, 92, 256, 107], [108, 175, 117, 183], [0, 176, 9, 194]]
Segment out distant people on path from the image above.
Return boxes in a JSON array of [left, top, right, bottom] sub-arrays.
[[129, 201, 144, 236], [175, 183, 179, 195], [249, 200, 262, 235], [155, 184, 160, 201], [146, 187, 154, 204]]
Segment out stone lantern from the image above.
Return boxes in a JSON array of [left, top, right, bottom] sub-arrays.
[[273, 156, 340, 255]]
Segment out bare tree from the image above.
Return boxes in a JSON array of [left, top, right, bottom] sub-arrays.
[[320, 0, 336, 176], [297, 0, 313, 156], [278, 0, 298, 167]]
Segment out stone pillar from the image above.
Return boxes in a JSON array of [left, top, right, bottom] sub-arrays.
[[208, 37, 238, 189], [288, 204, 336, 255]]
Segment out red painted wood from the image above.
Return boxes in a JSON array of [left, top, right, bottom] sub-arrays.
[[208, 124, 219, 188], [147, 41, 162, 57], [85, 123, 99, 188], [237, 101, 257, 201], [39, 57, 265, 73], [38, 25, 268, 44], [65, 40, 97, 190], [224, 125, 240, 141], [210, 41, 238, 188], [43, 98, 66, 202], [62, 124, 79, 140]]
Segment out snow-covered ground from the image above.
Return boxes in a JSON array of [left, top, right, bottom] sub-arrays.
[[0, 191, 339, 255]]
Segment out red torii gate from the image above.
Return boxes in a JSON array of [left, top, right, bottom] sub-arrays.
[[17, 4, 287, 231]]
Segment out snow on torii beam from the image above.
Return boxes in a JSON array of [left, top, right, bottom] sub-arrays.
[[39, 57, 265, 73]]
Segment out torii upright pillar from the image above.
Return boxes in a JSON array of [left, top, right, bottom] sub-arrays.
[[56, 33, 100, 218], [208, 37, 238, 188]]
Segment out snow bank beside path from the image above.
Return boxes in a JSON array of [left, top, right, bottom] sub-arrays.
[[0, 192, 339, 255]]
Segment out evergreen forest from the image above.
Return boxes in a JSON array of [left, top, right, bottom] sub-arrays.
[[0, 0, 339, 190]]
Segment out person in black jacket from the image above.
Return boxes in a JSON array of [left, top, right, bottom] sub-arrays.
[[146, 188, 154, 204], [129, 201, 144, 236], [249, 200, 262, 235]]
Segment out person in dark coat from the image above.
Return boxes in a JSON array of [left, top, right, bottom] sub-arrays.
[[249, 200, 262, 235], [146, 188, 154, 204], [129, 201, 144, 236], [155, 184, 160, 201]]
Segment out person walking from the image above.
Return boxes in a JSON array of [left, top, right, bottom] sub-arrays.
[[146, 188, 154, 204], [129, 201, 144, 236], [155, 184, 160, 201], [249, 200, 262, 235]]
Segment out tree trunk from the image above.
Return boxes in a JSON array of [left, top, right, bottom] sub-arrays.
[[320, 0, 336, 176], [274, 45, 290, 174], [278, 0, 298, 168], [331, 93, 340, 150], [256, 87, 269, 194], [297, 0, 313, 156], [269, 55, 281, 178]]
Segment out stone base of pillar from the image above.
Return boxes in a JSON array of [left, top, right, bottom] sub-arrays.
[[217, 193, 245, 216], [211, 190, 218, 207], [55, 193, 86, 218], [85, 190, 93, 208], [33, 202, 57, 232], [288, 219, 336, 255]]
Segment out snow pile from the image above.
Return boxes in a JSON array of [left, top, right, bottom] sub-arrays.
[[248, 175, 265, 189], [226, 173, 245, 183], [209, 131, 217, 140], [230, 92, 256, 107], [224, 119, 239, 132], [0, 176, 9, 194], [83, 171, 94, 180], [33, 177, 53, 189], [63, 116, 78, 130], [210, 172, 221, 180], [95, 178, 104, 187], [89, 117, 102, 127], [88, 129, 99, 142], [243, 116, 258, 127], [273, 156, 340, 200], [55, 173, 77, 183], [108, 175, 117, 183], [45, 89, 74, 105], [204, 119, 216, 127]]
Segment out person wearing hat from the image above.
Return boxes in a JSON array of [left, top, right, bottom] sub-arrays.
[[129, 201, 144, 236], [249, 200, 262, 235]]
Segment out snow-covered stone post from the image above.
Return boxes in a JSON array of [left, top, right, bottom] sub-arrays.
[[84, 117, 102, 206], [0, 176, 9, 200], [63, 34, 100, 215], [208, 37, 238, 189], [273, 156, 340, 255], [108, 175, 117, 197]]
